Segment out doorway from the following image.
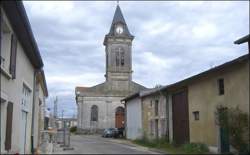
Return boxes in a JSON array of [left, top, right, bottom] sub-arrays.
[[155, 119, 159, 139], [172, 90, 189, 145], [20, 111, 27, 154], [218, 107, 230, 153], [115, 107, 124, 128]]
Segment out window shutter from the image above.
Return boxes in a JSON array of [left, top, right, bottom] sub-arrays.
[[0, 11, 2, 58], [9, 34, 17, 79], [5, 102, 13, 151]]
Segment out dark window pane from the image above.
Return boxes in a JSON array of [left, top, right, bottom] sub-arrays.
[[218, 78, 224, 95], [193, 111, 199, 121], [116, 52, 119, 66], [155, 100, 159, 116], [121, 52, 124, 66], [91, 105, 98, 122]]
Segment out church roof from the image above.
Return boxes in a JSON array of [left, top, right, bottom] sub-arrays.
[[75, 81, 147, 97], [106, 5, 133, 38], [111, 5, 126, 26]]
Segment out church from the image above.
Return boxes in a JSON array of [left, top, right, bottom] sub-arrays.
[[75, 4, 146, 133]]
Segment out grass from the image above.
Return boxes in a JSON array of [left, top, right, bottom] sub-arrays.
[[132, 138, 210, 154]]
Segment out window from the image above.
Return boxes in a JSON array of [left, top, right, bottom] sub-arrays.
[[193, 111, 199, 121], [1, 16, 12, 73], [121, 51, 124, 66], [155, 100, 159, 116], [115, 47, 125, 67], [218, 78, 224, 95], [22, 84, 31, 112], [91, 105, 98, 121], [115, 52, 120, 66]]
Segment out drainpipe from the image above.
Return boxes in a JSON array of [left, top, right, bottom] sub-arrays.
[[31, 69, 39, 154]]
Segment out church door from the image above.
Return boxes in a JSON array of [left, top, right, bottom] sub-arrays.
[[115, 107, 124, 128]]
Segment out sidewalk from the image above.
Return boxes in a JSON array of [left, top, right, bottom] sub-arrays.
[[108, 138, 168, 154]]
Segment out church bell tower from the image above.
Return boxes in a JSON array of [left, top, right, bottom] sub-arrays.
[[103, 4, 134, 83]]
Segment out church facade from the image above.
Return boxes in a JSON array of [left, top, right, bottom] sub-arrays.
[[75, 5, 146, 133]]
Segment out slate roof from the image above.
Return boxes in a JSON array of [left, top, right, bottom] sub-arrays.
[[75, 81, 147, 97], [107, 5, 132, 37], [234, 34, 250, 44]]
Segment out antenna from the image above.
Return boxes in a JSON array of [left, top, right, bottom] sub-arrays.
[[117, 0, 119, 5]]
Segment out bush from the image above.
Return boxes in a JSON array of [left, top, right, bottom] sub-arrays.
[[216, 106, 249, 153], [70, 126, 77, 133], [182, 143, 209, 154]]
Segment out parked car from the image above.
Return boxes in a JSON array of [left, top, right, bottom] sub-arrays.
[[112, 127, 124, 138], [102, 128, 115, 138]]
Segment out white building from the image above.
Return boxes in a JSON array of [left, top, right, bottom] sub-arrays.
[[1, 1, 48, 154], [122, 93, 142, 140]]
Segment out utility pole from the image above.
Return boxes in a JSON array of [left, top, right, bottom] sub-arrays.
[[60, 109, 65, 147], [53, 96, 58, 129], [54, 96, 58, 119]]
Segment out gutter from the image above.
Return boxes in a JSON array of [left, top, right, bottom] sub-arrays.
[[31, 69, 39, 154]]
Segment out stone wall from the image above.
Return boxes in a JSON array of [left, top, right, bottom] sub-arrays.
[[77, 96, 124, 132], [141, 93, 167, 140]]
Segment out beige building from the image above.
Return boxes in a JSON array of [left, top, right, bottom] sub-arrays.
[[1, 1, 48, 154], [123, 52, 249, 153], [33, 70, 49, 152]]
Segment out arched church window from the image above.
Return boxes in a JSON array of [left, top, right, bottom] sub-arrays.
[[91, 105, 98, 121], [115, 47, 124, 67], [116, 52, 120, 66], [121, 52, 124, 66]]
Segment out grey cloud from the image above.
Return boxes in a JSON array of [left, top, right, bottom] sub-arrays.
[[23, 1, 249, 117]]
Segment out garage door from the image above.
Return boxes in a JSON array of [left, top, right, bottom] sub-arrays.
[[172, 90, 189, 145]]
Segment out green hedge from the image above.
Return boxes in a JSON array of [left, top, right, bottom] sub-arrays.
[[182, 143, 209, 154], [70, 126, 77, 133]]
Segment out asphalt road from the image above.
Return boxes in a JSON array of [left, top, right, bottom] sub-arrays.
[[53, 134, 161, 154]]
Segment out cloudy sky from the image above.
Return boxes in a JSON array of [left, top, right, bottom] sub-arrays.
[[23, 1, 249, 117]]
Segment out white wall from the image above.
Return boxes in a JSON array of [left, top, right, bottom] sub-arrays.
[[126, 97, 142, 140], [1, 8, 35, 154]]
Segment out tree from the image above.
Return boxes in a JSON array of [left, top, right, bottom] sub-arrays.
[[215, 105, 249, 153]]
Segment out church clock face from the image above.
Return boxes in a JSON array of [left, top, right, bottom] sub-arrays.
[[116, 25, 123, 34]]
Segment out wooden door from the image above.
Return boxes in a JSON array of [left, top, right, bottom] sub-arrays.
[[218, 108, 230, 153], [115, 107, 124, 128], [172, 90, 189, 145]]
